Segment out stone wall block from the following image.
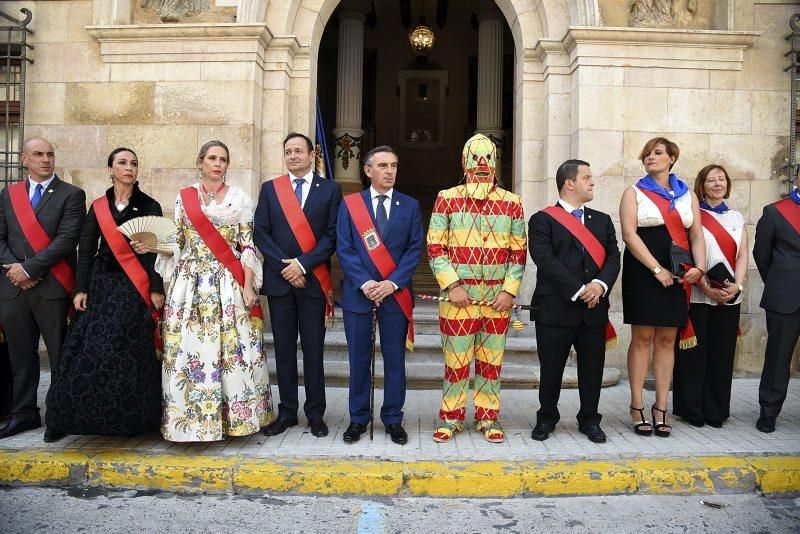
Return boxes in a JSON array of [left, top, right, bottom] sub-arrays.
[[577, 66, 624, 87], [28, 43, 109, 83], [575, 130, 624, 178], [108, 125, 198, 169], [154, 82, 255, 125], [28, 2, 70, 43], [25, 83, 66, 126], [201, 62, 258, 82], [667, 89, 752, 134], [591, 175, 626, 222], [148, 168, 203, 214], [40, 125, 108, 168], [62, 167, 112, 202], [524, 97, 546, 140], [164, 63, 202, 82], [751, 91, 790, 137], [196, 125, 257, 169], [67, 0, 93, 43], [545, 93, 570, 137], [624, 68, 709, 89], [709, 134, 788, 182], [748, 179, 785, 225], [65, 82, 155, 125], [110, 63, 165, 82]]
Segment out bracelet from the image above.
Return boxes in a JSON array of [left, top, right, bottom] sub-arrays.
[[444, 281, 461, 291]]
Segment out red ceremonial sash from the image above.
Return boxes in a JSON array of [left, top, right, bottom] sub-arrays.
[[272, 175, 335, 323], [542, 206, 617, 348], [93, 196, 163, 351], [774, 198, 800, 235], [638, 186, 697, 349], [343, 193, 415, 350], [7, 181, 75, 293], [700, 210, 737, 274], [179, 187, 263, 319]]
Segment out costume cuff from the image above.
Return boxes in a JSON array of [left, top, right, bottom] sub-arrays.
[[592, 279, 608, 297], [294, 258, 307, 274]]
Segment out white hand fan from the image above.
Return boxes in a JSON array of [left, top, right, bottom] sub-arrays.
[[117, 216, 178, 253]]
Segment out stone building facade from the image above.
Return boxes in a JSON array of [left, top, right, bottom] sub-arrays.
[[2, 0, 798, 374]]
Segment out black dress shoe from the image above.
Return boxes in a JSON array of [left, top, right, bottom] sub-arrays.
[[705, 419, 724, 429], [43, 428, 68, 443], [756, 416, 776, 433], [263, 416, 298, 436], [531, 422, 554, 441], [309, 419, 329, 437], [578, 423, 607, 444], [385, 423, 408, 445], [342, 422, 367, 443], [0, 416, 41, 439]]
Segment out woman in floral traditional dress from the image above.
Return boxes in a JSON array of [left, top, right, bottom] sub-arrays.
[[156, 140, 273, 442]]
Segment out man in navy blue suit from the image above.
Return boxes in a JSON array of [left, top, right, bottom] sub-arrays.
[[254, 133, 342, 438], [337, 146, 423, 444]]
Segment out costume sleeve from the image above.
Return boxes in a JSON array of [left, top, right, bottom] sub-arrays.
[[144, 199, 165, 295], [752, 205, 774, 282], [427, 192, 460, 290], [501, 196, 527, 297], [74, 205, 99, 294], [237, 193, 263, 290]]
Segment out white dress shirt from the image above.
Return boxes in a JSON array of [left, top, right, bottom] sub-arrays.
[[556, 199, 609, 301], [28, 175, 56, 201], [288, 170, 313, 208]]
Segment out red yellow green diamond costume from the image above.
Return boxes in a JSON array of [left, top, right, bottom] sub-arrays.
[[426, 134, 527, 442]]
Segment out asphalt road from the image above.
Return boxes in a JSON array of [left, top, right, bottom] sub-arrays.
[[1, 487, 798, 533]]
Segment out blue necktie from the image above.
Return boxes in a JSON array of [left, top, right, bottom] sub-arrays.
[[294, 178, 304, 207], [571, 209, 584, 253], [31, 184, 43, 209], [376, 195, 388, 236]]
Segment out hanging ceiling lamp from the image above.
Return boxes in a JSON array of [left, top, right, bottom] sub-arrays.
[[408, 16, 435, 57]]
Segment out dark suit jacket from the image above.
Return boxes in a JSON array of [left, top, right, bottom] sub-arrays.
[[0, 176, 86, 300], [336, 189, 423, 315], [253, 174, 342, 298], [753, 201, 800, 314], [529, 203, 620, 327]]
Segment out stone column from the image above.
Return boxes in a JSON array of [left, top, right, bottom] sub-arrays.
[[475, 5, 505, 184], [332, 0, 370, 195]]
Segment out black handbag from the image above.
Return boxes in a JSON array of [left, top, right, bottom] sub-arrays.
[[669, 242, 694, 278], [705, 262, 735, 289]]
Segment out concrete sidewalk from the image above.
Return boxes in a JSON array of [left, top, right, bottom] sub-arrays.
[[0, 374, 798, 497]]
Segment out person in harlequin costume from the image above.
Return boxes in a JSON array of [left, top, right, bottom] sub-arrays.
[[427, 134, 527, 443]]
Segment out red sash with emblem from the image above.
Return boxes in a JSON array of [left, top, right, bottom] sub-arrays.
[[343, 193, 414, 350], [272, 175, 335, 324], [93, 195, 163, 351], [180, 187, 263, 320], [638, 187, 697, 349], [542, 206, 617, 348], [7, 181, 75, 293], [700, 209, 743, 339], [774, 198, 800, 235]]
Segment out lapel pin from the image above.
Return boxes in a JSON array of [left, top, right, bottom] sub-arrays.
[[316, 183, 320, 187], [588, 214, 592, 219], [396, 201, 399, 206], [48, 189, 54, 193], [133, 207, 139, 211]]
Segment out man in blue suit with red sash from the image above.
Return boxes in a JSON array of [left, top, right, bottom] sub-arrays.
[[254, 133, 342, 438], [337, 145, 423, 444]]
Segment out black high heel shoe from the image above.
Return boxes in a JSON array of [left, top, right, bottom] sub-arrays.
[[629, 405, 652, 436], [651, 404, 672, 438]]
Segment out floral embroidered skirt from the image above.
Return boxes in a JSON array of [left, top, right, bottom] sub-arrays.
[[161, 257, 273, 442]]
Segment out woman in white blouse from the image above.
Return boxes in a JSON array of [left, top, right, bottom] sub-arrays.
[[673, 165, 748, 428], [620, 137, 706, 438]]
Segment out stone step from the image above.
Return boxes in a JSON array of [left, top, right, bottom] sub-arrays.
[[264, 359, 621, 390], [262, 331, 537, 366]]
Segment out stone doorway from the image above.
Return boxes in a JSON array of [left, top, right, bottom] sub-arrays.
[[316, 0, 515, 295]]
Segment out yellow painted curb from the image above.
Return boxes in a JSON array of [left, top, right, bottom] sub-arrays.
[[1, 449, 798, 497], [0, 450, 92, 485], [747, 456, 800, 496], [234, 459, 404, 496], [86, 452, 237, 494]]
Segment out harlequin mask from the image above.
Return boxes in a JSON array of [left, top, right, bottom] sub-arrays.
[[461, 134, 496, 200]]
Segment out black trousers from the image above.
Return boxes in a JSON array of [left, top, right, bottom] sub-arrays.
[[759, 308, 800, 418], [267, 290, 327, 421], [534, 321, 605, 426], [674, 303, 740, 425], [0, 291, 69, 420], [0, 337, 11, 418]]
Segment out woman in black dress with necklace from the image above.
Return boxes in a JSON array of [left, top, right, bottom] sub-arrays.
[[620, 137, 705, 438], [46, 148, 164, 439]]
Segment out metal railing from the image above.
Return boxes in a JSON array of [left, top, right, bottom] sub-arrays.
[[783, 14, 800, 195], [0, 8, 33, 187]]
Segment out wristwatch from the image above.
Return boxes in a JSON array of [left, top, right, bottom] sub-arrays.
[[652, 266, 662, 275], [737, 284, 744, 292]]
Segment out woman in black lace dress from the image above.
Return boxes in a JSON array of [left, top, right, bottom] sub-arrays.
[[46, 148, 164, 438]]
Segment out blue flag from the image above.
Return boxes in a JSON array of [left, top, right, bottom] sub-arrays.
[[315, 98, 333, 179]]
